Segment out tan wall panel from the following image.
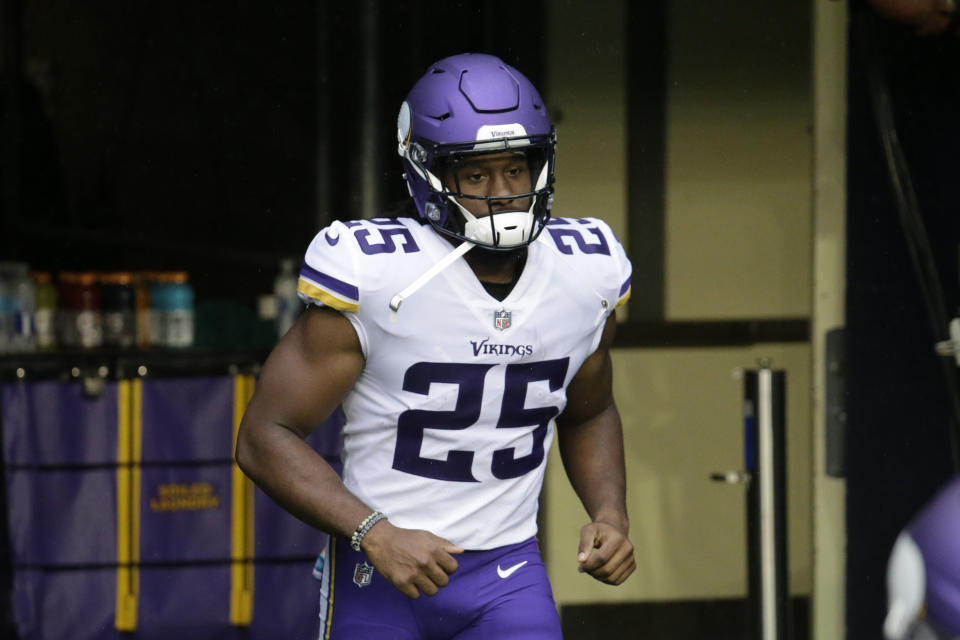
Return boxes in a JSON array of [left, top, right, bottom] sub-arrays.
[[546, 0, 628, 258], [664, 1, 812, 319], [546, 344, 812, 604], [544, 0, 814, 606]]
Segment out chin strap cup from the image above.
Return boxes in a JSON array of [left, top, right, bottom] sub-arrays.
[[462, 209, 536, 249]]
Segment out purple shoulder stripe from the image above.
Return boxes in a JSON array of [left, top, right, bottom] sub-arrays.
[[300, 264, 359, 301]]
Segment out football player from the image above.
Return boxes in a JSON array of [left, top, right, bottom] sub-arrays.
[[236, 53, 636, 639], [885, 475, 960, 640]]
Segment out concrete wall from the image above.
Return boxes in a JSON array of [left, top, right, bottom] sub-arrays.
[[544, 0, 813, 605]]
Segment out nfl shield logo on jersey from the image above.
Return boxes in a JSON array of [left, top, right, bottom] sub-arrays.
[[353, 561, 374, 588], [494, 309, 512, 331]]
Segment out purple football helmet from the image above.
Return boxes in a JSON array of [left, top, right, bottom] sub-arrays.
[[885, 475, 960, 639], [397, 53, 556, 250]]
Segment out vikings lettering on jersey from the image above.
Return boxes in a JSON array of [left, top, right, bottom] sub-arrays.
[[297, 216, 631, 550]]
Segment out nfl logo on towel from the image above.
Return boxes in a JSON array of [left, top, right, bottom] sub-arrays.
[[494, 309, 511, 331], [353, 561, 374, 588]]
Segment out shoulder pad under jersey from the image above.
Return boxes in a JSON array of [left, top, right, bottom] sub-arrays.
[[297, 218, 428, 313], [540, 217, 632, 309], [298, 220, 360, 312]]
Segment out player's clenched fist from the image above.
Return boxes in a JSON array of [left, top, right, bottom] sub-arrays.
[[577, 521, 636, 585], [361, 520, 464, 599]]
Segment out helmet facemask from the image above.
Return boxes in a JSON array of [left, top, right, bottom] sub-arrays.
[[401, 132, 555, 251]]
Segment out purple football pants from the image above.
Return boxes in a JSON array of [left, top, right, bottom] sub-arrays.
[[314, 536, 562, 639]]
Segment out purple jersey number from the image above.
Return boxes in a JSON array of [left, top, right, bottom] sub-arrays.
[[392, 359, 569, 482], [343, 220, 421, 255], [546, 221, 610, 256]]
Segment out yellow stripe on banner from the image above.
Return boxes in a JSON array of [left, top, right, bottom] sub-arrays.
[[115, 379, 142, 631], [230, 374, 256, 626], [131, 379, 142, 617]]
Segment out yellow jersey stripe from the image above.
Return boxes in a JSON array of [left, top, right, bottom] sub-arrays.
[[297, 279, 359, 313]]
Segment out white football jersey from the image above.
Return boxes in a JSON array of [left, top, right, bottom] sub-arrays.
[[297, 216, 631, 550]]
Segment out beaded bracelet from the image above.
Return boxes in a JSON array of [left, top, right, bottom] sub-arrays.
[[350, 511, 387, 552]]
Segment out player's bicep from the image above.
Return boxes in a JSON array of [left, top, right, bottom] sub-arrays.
[[558, 313, 617, 428], [244, 305, 364, 438]]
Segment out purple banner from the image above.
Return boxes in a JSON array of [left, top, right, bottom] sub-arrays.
[[7, 468, 116, 565], [0, 377, 346, 639], [254, 486, 326, 560], [2, 380, 118, 466], [140, 466, 231, 563], [140, 377, 234, 462], [137, 566, 231, 640], [250, 565, 322, 639], [12, 568, 119, 640]]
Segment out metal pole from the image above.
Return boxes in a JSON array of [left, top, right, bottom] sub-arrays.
[[359, 0, 380, 220], [745, 364, 789, 640]]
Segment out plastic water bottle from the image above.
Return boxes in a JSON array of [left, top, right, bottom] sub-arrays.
[[0, 266, 12, 354], [1, 262, 35, 353], [150, 271, 194, 349], [165, 272, 194, 349], [147, 272, 166, 349], [274, 258, 301, 338], [59, 272, 103, 350], [101, 272, 137, 349], [30, 271, 57, 351], [134, 272, 152, 349]]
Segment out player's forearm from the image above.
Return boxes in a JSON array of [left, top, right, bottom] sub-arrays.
[[235, 419, 373, 539], [557, 403, 630, 533]]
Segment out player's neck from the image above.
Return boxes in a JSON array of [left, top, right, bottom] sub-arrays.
[[464, 246, 526, 284]]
